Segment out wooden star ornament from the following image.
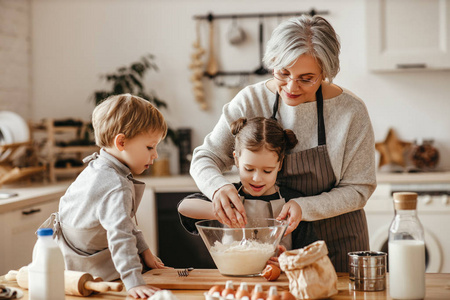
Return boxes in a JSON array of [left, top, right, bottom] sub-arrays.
[[375, 128, 411, 167]]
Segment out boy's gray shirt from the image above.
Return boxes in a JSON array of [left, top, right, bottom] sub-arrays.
[[58, 148, 148, 290]]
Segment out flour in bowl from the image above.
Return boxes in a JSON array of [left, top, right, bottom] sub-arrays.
[[210, 240, 275, 275]]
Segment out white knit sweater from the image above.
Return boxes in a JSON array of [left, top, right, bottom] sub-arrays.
[[190, 80, 377, 221]]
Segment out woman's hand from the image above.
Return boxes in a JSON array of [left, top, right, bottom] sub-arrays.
[[212, 184, 247, 228], [277, 200, 302, 235], [128, 285, 159, 299]]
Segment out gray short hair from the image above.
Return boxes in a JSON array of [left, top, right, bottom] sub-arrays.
[[263, 15, 340, 82]]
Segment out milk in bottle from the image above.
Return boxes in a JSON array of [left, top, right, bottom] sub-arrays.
[[28, 228, 65, 300], [388, 192, 425, 299]]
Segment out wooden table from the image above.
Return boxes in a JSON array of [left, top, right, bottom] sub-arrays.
[[1, 271, 449, 299]]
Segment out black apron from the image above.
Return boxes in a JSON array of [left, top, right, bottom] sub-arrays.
[[272, 86, 369, 272]]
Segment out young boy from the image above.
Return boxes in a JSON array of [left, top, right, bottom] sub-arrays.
[[44, 94, 168, 299]]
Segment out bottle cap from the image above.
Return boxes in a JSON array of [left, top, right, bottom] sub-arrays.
[[37, 228, 54, 236], [393, 192, 418, 210]]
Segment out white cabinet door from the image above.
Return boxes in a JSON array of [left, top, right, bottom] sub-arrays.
[[135, 188, 158, 256], [366, 0, 450, 71], [0, 200, 59, 275]]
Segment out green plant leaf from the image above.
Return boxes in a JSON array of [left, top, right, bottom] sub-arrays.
[[129, 74, 144, 91], [165, 128, 178, 146], [91, 54, 177, 146], [152, 96, 167, 109], [142, 57, 151, 68], [131, 63, 146, 77]]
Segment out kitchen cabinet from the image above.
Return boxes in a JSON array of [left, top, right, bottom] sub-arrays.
[[153, 191, 216, 269], [0, 198, 59, 275], [366, 0, 450, 71], [135, 187, 158, 256]]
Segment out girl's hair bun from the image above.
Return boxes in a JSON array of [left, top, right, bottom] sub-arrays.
[[284, 129, 298, 151], [231, 116, 298, 162], [230, 117, 247, 135]]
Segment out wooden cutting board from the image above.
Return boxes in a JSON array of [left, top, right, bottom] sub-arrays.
[[143, 269, 289, 290]]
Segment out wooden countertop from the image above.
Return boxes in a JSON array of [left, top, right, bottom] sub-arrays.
[[376, 171, 450, 184], [1, 272, 449, 299], [0, 181, 70, 214]]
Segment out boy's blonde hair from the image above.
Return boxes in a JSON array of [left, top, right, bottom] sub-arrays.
[[92, 94, 167, 148]]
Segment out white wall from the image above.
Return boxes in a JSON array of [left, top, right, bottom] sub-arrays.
[[30, 0, 450, 170], [0, 0, 30, 115]]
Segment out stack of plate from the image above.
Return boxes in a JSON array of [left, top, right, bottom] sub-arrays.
[[0, 111, 30, 162]]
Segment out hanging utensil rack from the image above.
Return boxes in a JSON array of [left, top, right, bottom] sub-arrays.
[[193, 8, 329, 78], [193, 8, 328, 21]]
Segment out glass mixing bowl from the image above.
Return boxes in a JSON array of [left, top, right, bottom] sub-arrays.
[[196, 218, 288, 276]]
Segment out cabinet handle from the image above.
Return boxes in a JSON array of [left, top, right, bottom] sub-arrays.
[[396, 63, 427, 69], [22, 208, 41, 215]]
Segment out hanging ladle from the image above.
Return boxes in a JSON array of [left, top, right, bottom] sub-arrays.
[[254, 18, 269, 75]]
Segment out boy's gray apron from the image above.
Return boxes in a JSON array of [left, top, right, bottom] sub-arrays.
[[40, 174, 145, 281], [271, 86, 369, 272], [237, 185, 292, 250]]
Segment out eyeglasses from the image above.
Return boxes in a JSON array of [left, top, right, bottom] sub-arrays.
[[273, 70, 322, 87]]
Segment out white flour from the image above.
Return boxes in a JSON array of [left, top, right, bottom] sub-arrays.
[[210, 240, 275, 275]]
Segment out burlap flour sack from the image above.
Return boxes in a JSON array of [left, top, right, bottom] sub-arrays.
[[279, 241, 338, 299]]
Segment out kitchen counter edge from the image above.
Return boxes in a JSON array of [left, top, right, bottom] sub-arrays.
[[1, 171, 449, 213]]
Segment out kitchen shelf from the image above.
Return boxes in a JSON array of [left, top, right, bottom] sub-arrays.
[[34, 118, 98, 182], [55, 146, 99, 154]]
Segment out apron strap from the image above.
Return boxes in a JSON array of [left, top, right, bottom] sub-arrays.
[[316, 85, 326, 146], [271, 86, 326, 145], [271, 93, 280, 120]]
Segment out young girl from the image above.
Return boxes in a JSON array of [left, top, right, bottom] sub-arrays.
[[178, 117, 317, 251]]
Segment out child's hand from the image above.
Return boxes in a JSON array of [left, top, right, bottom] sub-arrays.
[[146, 254, 170, 270], [128, 284, 159, 299], [276, 200, 302, 235], [141, 249, 171, 270]]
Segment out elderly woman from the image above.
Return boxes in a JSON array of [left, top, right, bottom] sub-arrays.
[[190, 15, 376, 272]]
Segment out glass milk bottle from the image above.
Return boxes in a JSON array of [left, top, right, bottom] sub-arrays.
[[28, 228, 65, 300], [388, 192, 425, 299]]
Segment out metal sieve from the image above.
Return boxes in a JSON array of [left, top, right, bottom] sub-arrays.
[[348, 251, 387, 291]]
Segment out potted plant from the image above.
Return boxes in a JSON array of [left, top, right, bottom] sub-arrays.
[[92, 54, 177, 145]]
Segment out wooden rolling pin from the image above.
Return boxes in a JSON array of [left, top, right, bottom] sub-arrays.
[[6, 266, 123, 296]]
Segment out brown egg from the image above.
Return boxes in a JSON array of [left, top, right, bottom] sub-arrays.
[[252, 292, 267, 300], [235, 282, 251, 300], [236, 289, 251, 299], [261, 264, 281, 281], [252, 284, 266, 300], [208, 285, 223, 297], [280, 291, 296, 300], [267, 286, 281, 300], [222, 280, 235, 298], [222, 288, 236, 298]]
